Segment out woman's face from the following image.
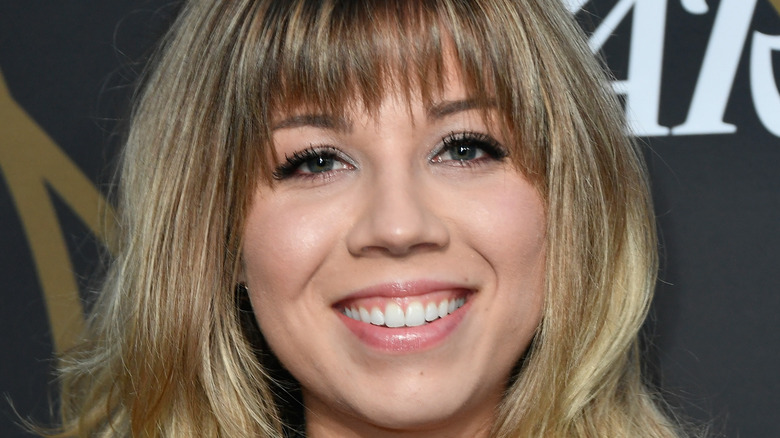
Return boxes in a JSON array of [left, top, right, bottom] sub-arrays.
[[242, 72, 546, 436]]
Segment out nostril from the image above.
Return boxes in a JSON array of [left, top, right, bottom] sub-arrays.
[[408, 241, 448, 253], [357, 239, 448, 258]]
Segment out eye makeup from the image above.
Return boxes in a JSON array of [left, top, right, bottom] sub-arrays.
[[272, 145, 354, 180], [430, 131, 509, 165], [271, 131, 508, 181]]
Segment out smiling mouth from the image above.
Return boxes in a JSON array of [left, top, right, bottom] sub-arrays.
[[339, 294, 469, 328]]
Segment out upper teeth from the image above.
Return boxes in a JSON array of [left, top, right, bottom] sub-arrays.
[[343, 297, 466, 327]]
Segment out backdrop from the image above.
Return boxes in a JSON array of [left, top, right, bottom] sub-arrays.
[[1, 1, 778, 436]]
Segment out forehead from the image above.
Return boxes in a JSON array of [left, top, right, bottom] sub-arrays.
[[270, 54, 499, 128]]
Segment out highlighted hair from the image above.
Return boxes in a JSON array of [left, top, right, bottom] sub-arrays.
[[55, 0, 682, 436]]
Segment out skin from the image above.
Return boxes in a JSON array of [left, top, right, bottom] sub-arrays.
[[242, 72, 546, 437]]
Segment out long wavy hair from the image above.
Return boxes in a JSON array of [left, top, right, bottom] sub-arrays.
[[54, 0, 682, 436]]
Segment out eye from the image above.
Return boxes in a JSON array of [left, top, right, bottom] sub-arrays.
[[272, 146, 354, 180], [431, 132, 508, 165]]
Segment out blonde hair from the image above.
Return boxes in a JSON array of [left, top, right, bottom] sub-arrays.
[[55, 0, 683, 436]]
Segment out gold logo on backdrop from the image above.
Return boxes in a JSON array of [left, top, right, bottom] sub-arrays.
[[0, 69, 115, 354], [771, 0, 780, 15]]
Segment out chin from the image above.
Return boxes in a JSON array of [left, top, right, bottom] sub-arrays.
[[300, 360, 507, 436]]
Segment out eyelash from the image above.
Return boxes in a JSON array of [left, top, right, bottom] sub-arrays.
[[272, 146, 351, 180], [271, 132, 508, 181], [431, 131, 508, 165]]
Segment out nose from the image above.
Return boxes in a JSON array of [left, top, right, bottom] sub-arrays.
[[346, 173, 450, 257]]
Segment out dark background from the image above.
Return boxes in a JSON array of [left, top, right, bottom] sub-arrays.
[[1, 1, 778, 436]]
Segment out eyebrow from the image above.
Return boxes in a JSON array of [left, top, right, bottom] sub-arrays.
[[271, 114, 353, 132], [427, 98, 498, 120]]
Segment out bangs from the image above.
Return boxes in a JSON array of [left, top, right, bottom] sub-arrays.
[[265, 1, 493, 117], [234, 0, 550, 184]]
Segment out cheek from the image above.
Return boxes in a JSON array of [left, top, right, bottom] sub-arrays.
[[242, 191, 342, 294], [241, 195, 329, 349], [459, 177, 546, 269], [462, 177, 547, 330]]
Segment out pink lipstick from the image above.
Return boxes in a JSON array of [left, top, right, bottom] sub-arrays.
[[334, 280, 474, 352]]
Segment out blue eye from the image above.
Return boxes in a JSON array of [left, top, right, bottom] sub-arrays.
[[441, 144, 486, 161], [273, 146, 352, 180], [300, 155, 337, 173], [431, 132, 508, 165]]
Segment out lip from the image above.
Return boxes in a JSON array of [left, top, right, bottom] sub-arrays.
[[334, 280, 475, 353]]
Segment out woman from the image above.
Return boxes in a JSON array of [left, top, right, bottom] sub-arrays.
[[54, 0, 684, 436]]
